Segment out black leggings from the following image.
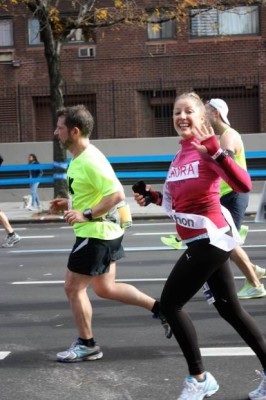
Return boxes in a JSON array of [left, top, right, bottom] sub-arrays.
[[160, 239, 266, 375]]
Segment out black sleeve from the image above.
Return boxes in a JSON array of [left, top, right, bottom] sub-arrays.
[[0, 155, 3, 166]]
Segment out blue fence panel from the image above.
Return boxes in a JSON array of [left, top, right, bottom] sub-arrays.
[[0, 151, 265, 186]]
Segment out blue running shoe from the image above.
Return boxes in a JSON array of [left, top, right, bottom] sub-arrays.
[[249, 370, 266, 400], [56, 339, 103, 362], [176, 372, 219, 400]]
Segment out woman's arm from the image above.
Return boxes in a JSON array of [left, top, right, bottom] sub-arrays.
[[192, 125, 251, 193]]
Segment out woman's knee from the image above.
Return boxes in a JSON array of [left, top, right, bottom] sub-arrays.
[[214, 297, 241, 321], [160, 291, 180, 317]]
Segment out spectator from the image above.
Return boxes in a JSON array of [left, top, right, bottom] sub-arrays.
[[27, 153, 42, 211]]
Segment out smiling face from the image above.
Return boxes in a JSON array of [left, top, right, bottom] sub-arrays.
[[173, 94, 205, 139]]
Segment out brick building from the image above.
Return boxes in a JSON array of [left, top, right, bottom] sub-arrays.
[[0, 2, 266, 142]]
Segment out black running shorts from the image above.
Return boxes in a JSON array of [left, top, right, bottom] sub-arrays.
[[67, 235, 125, 276]]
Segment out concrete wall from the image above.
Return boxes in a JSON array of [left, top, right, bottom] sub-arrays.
[[0, 135, 265, 203], [1, 134, 266, 164]]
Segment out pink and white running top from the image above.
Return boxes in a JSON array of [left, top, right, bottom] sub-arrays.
[[163, 136, 251, 241]]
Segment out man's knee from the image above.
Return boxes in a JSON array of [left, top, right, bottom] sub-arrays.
[[64, 280, 75, 298], [93, 283, 113, 299]]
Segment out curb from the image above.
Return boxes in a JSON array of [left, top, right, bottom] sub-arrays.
[[8, 211, 257, 225], [9, 214, 169, 224]]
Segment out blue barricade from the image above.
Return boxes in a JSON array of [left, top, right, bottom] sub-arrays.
[[0, 152, 265, 186]]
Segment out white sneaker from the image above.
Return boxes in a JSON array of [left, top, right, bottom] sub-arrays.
[[249, 370, 266, 400], [56, 339, 103, 362], [254, 265, 266, 280], [2, 232, 21, 248], [176, 372, 219, 400]]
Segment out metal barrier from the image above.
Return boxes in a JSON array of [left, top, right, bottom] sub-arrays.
[[0, 152, 265, 187]]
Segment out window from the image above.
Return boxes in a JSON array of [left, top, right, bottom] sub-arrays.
[[147, 12, 176, 40], [190, 5, 259, 38], [67, 28, 84, 42], [28, 18, 85, 45], [28, 18, 41, 45], [0, 19, 13, 47]]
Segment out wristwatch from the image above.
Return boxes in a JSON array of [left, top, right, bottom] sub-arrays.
[[83, 208, 93, 221], [216, 150, 229, 163]]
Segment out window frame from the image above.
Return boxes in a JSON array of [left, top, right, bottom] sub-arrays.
[[28, 16, 91, 46], [28, 18, 42, 46], [147, 11, 176, 41], [190, 5, 260, 39], [0, 18, 14, 48]]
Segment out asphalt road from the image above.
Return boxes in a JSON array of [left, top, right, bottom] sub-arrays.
[[0, 218, 265, 400]]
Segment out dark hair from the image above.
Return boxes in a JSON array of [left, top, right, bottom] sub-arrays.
[[28, 153, 38, 162], [56, 104, 94, 138]]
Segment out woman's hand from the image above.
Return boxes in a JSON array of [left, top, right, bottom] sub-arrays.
[[133, 184, 152, 207], [133, 192, 146, 207], [191, 124, 215, 153]]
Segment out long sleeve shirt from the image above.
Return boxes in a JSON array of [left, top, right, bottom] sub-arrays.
[[163, 136, 251, 241]]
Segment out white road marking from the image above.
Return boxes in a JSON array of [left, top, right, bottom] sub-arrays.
[[8, 243, 266, 255], [133, 229, 266, 236], [0, 348, 255, 360], [0, 351, 11, 360], [248, 229, 266, 232], [11, 278, 166, 285], [11, 276, 253, 285], [134, 232, 175, 236], [200, 347, 255, 356], [0, 228, 27, 231], [18, 236, 55, 239]]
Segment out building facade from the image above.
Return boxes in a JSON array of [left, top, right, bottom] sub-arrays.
[[0, 2, 266, 142]]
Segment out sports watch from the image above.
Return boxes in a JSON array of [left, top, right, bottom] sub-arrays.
[[83, 208, 93, 221]]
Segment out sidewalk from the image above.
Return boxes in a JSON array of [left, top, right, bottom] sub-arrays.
[[0, 192, 261, 224]]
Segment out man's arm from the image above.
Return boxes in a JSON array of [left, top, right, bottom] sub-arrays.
[[64, 190, 125, 225], [89, 190, 125, 219]]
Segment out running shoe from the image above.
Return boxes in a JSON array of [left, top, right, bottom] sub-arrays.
[[239, 224, 249, 242], [237, 265, 265, 299], [254, 265, 266, 280], [237, 283, 266, 300], [249, 370, 266, 400], [56, 339, 103, 362], [153, 311, 172, 339], [160, 235, 183, 250], [2, 232, 21, 248], [176, 372, 219, 400]]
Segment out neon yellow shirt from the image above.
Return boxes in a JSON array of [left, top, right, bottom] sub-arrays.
[[220, 128, 247, 197], [67, 144, 124, 240]]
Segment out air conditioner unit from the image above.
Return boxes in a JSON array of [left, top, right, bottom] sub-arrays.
[[78, 47, 96, 58]]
